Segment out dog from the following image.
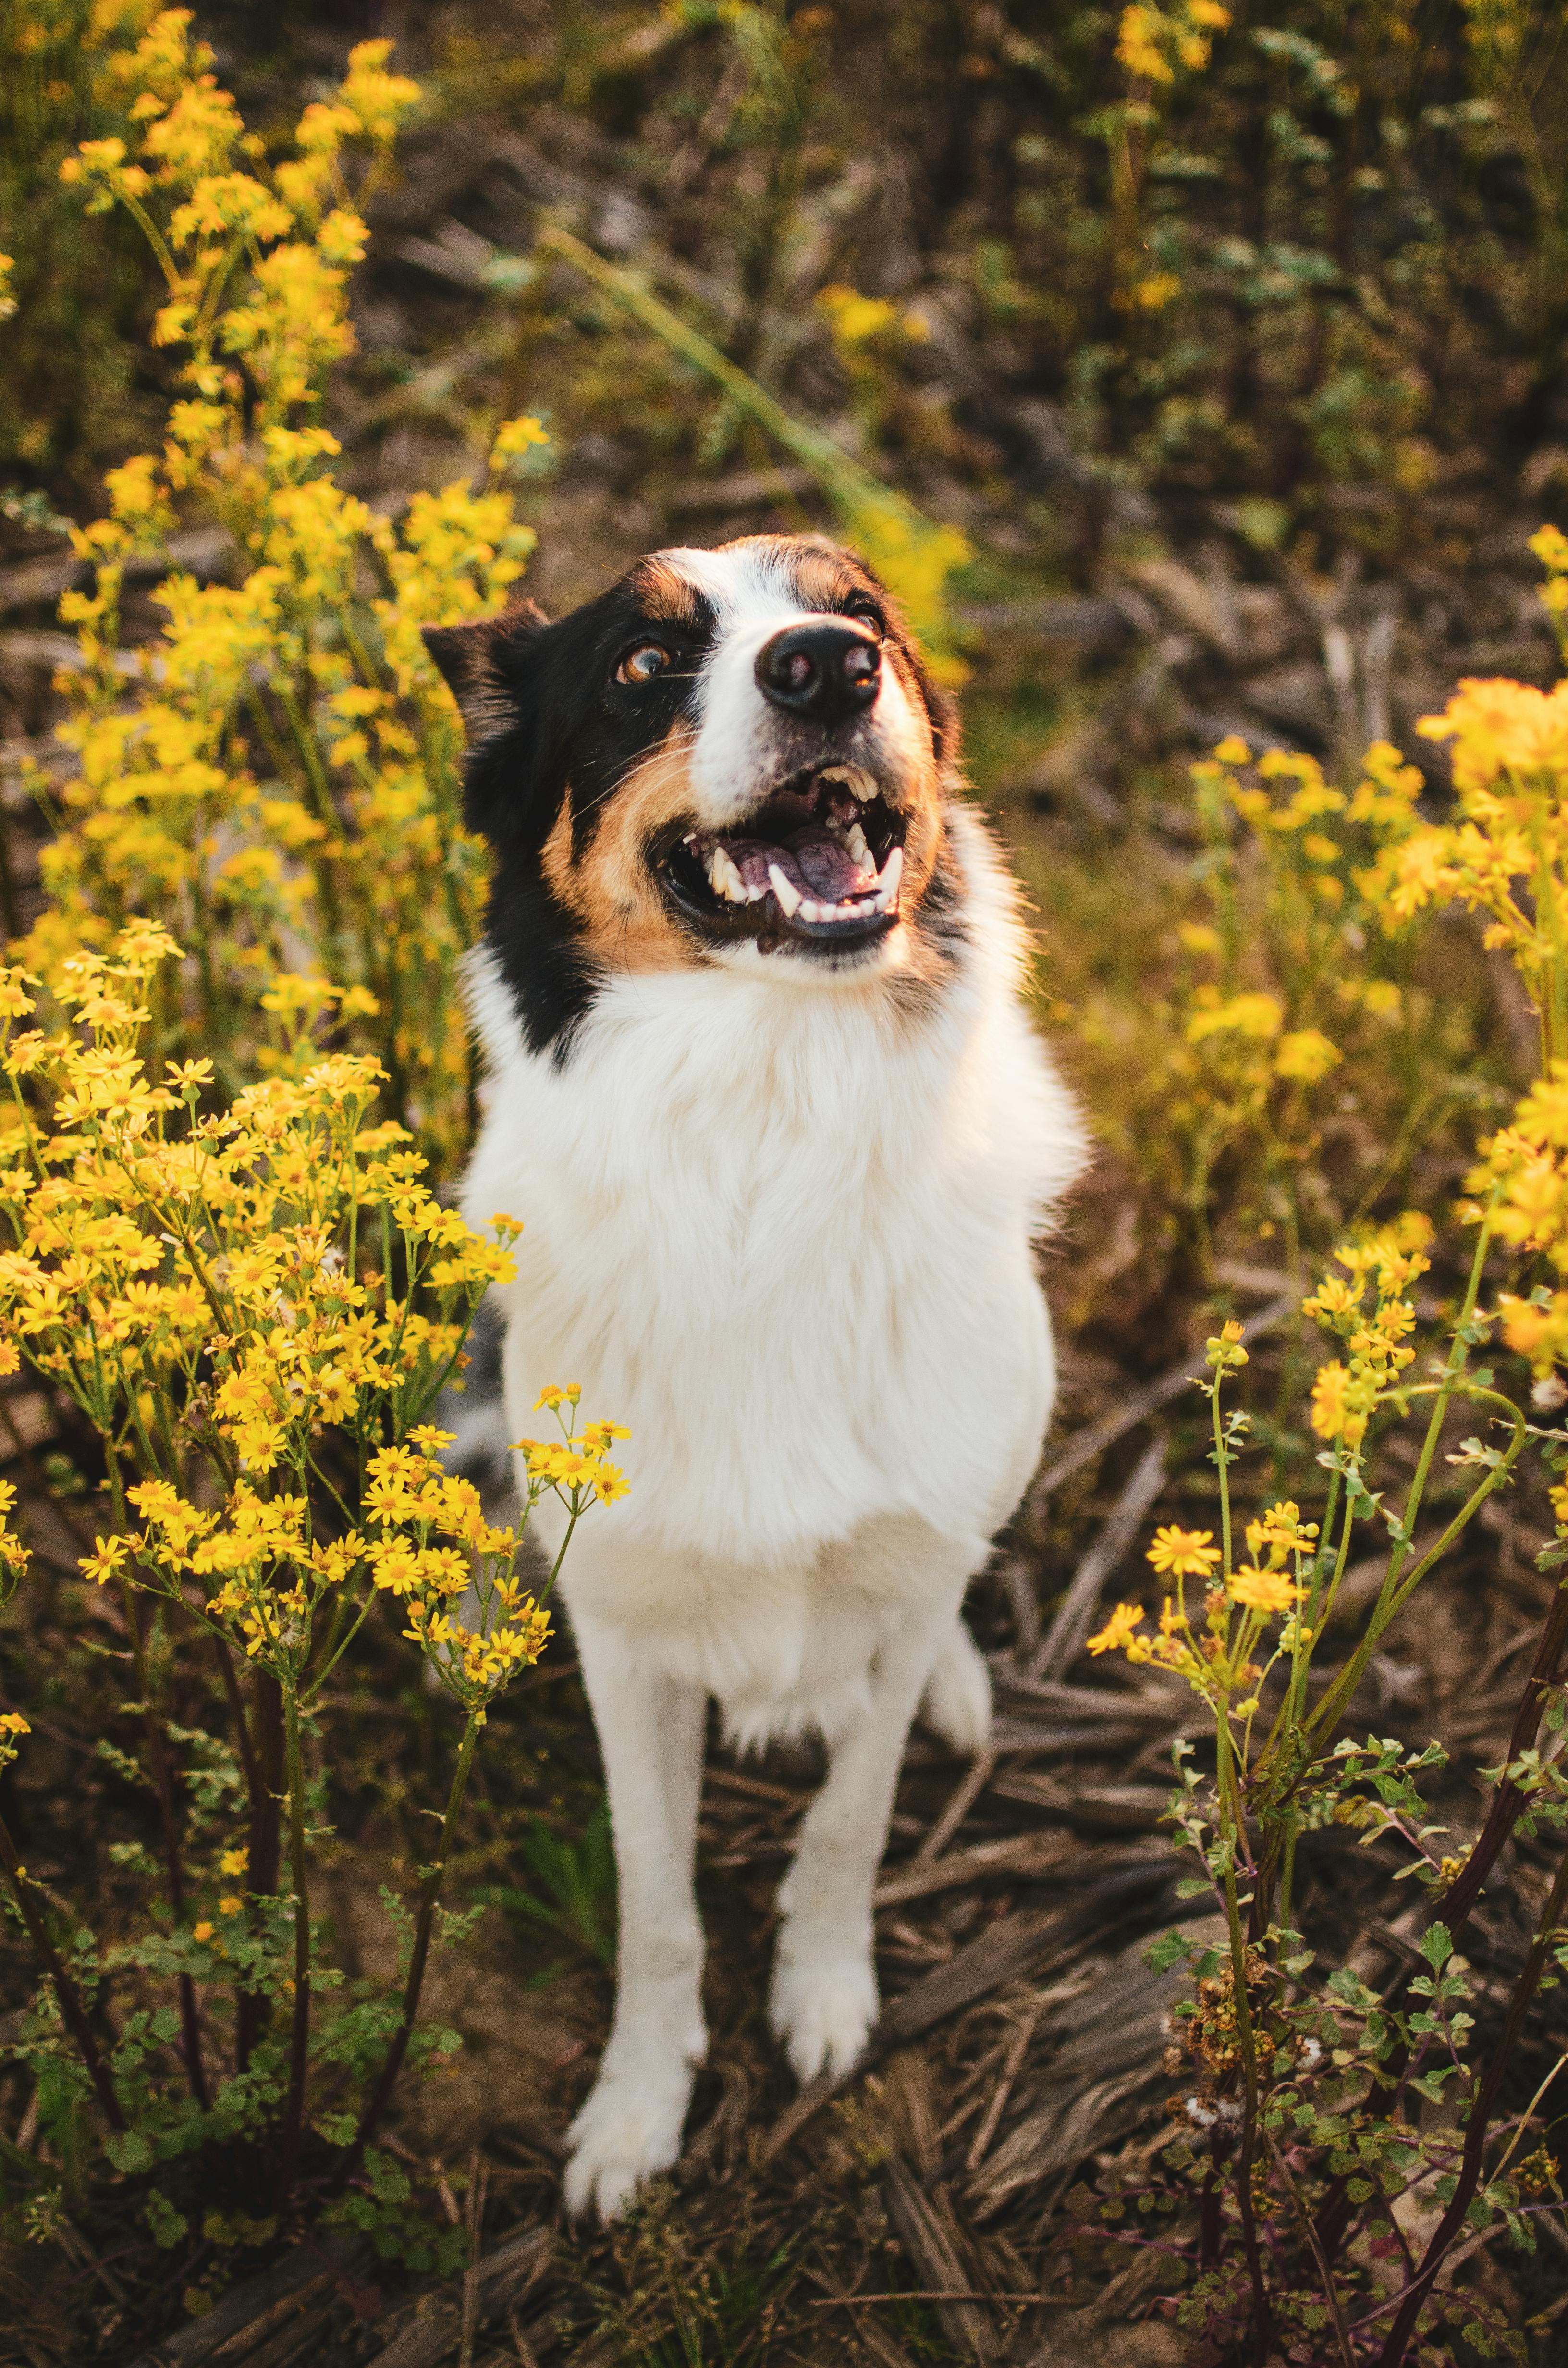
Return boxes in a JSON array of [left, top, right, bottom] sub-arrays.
[[424, 533, 1085, 2220]]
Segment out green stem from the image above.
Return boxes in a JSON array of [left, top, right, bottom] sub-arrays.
[[299, 1587, 375, 1708], [1213, 1378, 1234, 1579], [1307, 1390, 1526, 1746], [1306, 1210, 1499, 1744]]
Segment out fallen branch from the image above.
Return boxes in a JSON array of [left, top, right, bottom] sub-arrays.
[[363, 2224, 551, 2368], [874, 1829, 1077, 1908]]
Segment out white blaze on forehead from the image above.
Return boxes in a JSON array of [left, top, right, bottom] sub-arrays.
[[654, 544, 926, 826]]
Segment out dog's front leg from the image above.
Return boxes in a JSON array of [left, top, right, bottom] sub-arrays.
[[563, 1610, 707, 2220], [770, 1591, 962, 2085]]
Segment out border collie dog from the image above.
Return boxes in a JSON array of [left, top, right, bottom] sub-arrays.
[[425, 534, 1085, 2220]]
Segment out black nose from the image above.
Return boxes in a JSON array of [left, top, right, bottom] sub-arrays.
[[755, 620, 880, 724]]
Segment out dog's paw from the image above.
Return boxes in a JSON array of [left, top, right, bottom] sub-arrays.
[[563, 2054, 700, 2221], [920, 1618, 992, 1756], [769, 1946, 879, 2085]]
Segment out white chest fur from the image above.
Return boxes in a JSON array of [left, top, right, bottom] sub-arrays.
[[460, 809, 1084, 1589]]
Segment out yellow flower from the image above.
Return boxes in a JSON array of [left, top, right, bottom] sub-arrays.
[[81, 1534, 130, 1587], [217, 1895, 243, 1917], [1205, 1318, 1248, 1370], [1274, 1028, 1341, 1085], [218, 1847, 248, 1877], [192, 1920, 215, 1943], [1245, 1501, 1318, 1561], [491, 415, 551, 464], [1185, 990, 1283, 1045], [1302, 1274, 1357, 1325], [1229, 1566, 1298, 1615], [1310, 1361, 1372, 1449], [1417, 675, 1568, 794], [1086, 1602, 1146, 1656], [1146, 1526, 1222, 1580]]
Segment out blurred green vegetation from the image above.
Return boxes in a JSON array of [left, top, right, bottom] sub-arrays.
[[0, 0, 165, 494], [6, 3, 1568, 544]]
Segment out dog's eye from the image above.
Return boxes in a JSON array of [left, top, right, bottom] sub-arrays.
[[617, 643, 670, 685], [845, 604, 883, 638]]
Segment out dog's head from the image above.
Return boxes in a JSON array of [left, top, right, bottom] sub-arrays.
[[425, 533, 963, 1057]]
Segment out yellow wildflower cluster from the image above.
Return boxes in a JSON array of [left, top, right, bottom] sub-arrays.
[[814, 283, 929, 354], [1355, 583, 1568, 1069], [1086, 1496, 1317, 1721], [1472, 1065, 1568, 1373], [1531, 523, 1568, 661], [1300, 1216, 1431, 1450], [0, 925, 553, 1690], [1116, 0, 1232, 84], [33, 16, 549, 1161], [1168, 738, 1420, 1261]]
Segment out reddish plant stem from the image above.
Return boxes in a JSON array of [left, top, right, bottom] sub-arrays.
[[211, 1632, 259, 1807], [1438, 1582, 1568, 1934], [236, 1672, 282, 2078], [114, 1566, 208, 2111], [1375, 1839, 1568, 2368], [271, 1690, 311, 2210], [0, 1806, 126, 2132], [331, 1714, 480, 2193], [1198, 2142, 1225, 2267], [1316, 1579, 1568, 2262]]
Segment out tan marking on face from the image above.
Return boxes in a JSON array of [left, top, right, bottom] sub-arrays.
[[542, 728, 711, 974], [782, 545, 870, 616], [629, 558, 708, 629]]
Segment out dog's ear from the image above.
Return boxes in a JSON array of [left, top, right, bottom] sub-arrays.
[[423, 596, 549, 738], [424, 598, 556, 846]]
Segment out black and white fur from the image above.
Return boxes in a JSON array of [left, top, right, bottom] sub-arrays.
[[426, 535, 1085, 2219]]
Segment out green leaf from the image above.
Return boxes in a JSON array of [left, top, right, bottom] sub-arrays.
[[145, 2190, 188, 2249], [1420, 1920, 1453, 1971], [105, 2128, 154, 2173]]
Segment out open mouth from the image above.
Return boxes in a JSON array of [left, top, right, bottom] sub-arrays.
[[660, 767, 906, 950]]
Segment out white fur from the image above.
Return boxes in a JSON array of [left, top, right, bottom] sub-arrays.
[[459, 553, 1086, 2220], [666, 541, 929, 835]]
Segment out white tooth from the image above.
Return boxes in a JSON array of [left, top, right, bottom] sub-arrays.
[[799, 898, 824, 921], [876, 844, 904, 896], [747, 882, 766, 902], [767, 864, 802, 917], [846, 823, 870, 866]]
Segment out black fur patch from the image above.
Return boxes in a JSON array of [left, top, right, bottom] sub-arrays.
[[427, 576, 716, 1060], [424, 543, 949, 1061]]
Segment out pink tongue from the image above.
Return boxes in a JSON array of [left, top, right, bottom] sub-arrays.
[[720, 826, 874, 904]]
